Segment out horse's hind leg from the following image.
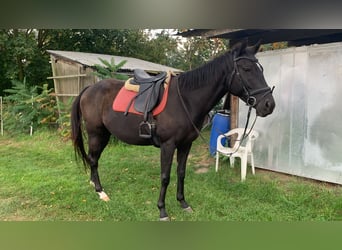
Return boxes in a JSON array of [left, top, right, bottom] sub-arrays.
[[87, 130, 111, 201]]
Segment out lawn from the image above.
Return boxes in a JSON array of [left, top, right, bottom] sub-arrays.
[[1, 129, 342, 221]]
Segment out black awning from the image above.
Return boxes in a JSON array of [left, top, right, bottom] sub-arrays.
[[178, 29, 342, 47]]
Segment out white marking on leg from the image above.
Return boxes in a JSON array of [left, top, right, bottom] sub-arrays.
[[97, 191, 110, 201], [159, 216, 170, 222], [183, 206, 193, 213], [89, 180, 95, 187]]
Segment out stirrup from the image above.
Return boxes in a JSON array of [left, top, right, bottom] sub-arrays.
[[139, 121, 152, 138]]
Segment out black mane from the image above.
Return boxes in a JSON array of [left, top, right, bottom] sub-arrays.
[[178, 50, 233, 90]]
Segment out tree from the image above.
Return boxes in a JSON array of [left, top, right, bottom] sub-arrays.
[[92, 58, 129, 80], [3, 78, 56, 134], [0, 29, 39, 95], [0, 29, 228, 96], [46, 29, 152, 57], [142, 30, 179, 67], [172, 36, 228, 70]]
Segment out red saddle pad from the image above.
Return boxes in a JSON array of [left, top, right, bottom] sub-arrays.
[[112, 84, 170, 116]]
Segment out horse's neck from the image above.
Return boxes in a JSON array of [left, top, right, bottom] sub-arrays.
[[177, 52, 234, 125], [181, 76, 227, 124]]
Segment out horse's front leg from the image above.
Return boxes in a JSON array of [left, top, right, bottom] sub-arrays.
[[157, 141, 176, 221], [176, 143, 193, 212]]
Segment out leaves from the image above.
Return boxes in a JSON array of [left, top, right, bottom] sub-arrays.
[[3, 78, 57, 134], [174, 36, 228, 70], [92, 58, 129, 80]]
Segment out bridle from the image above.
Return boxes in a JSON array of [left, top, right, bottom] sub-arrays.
[[176, 54, 275, 146], [228, 55, 275, 144], [229, 56, 274, 108]]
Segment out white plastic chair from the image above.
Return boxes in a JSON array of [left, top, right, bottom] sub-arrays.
[[215, 128, 259, 181]]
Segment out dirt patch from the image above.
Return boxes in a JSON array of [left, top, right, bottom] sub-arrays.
[[0, 139, 25, 148], [1, 214, 32, 221], [0, 197, 33, 221], [189, 150, 214, 174], [255, 168, 342, 191], [194, 163, 210, 174]]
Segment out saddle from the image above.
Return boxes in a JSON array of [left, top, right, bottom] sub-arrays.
[[125, 69, 168, 139], [129, 69, 167, 115], [132, 69, 167, 84]]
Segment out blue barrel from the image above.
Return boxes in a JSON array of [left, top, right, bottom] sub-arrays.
[[209, 112, 230, 156]]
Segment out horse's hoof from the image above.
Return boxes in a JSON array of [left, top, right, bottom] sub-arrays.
[[97, 191, 110, 201], [159, 216, 170, 222], [183, 206, 193, 213]]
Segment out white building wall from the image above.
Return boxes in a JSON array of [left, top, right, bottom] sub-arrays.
[[239, 42, 342, 184]]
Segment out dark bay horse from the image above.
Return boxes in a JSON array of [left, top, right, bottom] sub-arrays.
[[71, 40, 275, 220]]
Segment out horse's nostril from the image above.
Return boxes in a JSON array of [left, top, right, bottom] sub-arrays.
[[264, 99, 275, 113], [265, 101, 270, 108]]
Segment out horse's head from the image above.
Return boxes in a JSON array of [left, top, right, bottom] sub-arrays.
[[228, 40, 275, 117]]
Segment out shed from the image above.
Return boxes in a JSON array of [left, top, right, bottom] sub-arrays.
[[47, 50, 182, 105], [180, 29, 342, 184]]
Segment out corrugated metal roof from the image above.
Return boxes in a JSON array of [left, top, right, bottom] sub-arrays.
[[47, 50, 182, 73]]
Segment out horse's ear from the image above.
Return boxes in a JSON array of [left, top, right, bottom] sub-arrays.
[[248, 40, 262, 54], [231, 39, 248, 57]]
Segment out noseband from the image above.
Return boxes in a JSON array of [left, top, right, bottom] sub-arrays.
[[229, 56, 274, 107]]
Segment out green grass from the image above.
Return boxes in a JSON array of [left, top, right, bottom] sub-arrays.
[[1, 129, 342, 221]]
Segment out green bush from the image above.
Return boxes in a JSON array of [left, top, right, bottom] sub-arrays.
[[3, 78, 57, 135], [56, 97, 73, 140]]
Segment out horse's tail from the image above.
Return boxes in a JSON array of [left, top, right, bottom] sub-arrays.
[[71, 86, 90, 168]]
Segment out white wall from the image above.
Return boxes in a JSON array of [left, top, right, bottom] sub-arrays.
[[239, 42, 342, 184]]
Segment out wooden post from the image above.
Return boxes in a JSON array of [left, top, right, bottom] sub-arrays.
[[230, 95, 239, 130], [49, 56, 62, 118], [230, 95, 239, 146]]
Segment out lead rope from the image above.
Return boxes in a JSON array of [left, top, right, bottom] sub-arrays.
[[176, 80, 207, 144]]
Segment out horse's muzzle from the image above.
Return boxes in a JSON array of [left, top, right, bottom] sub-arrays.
[[256, 95, 275, 117]]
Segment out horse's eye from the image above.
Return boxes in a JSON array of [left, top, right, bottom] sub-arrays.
[[242, 67, 251, 72]]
